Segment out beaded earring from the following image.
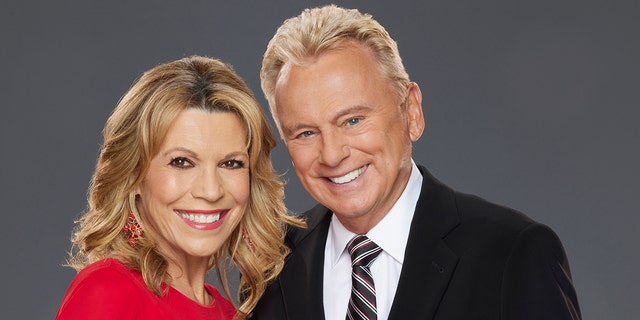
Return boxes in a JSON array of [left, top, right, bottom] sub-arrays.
[[241, 229, 256, 249], [122, 212, 143, 247]]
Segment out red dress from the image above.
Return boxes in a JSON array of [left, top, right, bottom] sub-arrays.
[[56, 258, 236, 320]]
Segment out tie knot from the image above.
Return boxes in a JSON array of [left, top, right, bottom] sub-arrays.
[[347, 234, 382, 268]]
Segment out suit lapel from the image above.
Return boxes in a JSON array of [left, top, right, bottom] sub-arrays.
[[388, 166, 461, 319], [279, 205, 332, 319]]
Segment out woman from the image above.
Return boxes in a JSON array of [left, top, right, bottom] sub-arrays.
[[56, 56, 304, 319]]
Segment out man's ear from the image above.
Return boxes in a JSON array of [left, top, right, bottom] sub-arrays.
[[406, 82, 425, 142]]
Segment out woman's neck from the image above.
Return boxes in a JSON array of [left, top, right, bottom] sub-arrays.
[[165, 256, 212, 305]]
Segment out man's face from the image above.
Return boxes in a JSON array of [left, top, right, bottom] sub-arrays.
[[273, 42, 424, 233]]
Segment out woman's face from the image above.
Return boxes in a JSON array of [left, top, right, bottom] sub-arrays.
[[135, 108, 250, 264]]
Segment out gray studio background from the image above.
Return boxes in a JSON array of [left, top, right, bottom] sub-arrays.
[[1, 0, 638, 319]]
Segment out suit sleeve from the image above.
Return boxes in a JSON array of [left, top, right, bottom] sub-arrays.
[[501, 223, 581, 320], [56, 267, 141, 320]]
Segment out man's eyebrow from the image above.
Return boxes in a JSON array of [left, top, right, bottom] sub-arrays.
[[332, 105, 371, 120], [282, 122, 314, 136], [282, 105, 372, 135]]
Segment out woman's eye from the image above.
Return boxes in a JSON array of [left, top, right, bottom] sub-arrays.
[[221, 159, 245, 168], [169, 157, 193, 168]]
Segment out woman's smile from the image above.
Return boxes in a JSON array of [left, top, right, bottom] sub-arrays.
[[175, 209, 229, 230]]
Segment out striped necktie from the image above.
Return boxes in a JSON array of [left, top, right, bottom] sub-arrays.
[[346, 234, 382, 320]]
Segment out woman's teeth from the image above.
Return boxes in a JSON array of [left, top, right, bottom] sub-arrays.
[[181, 213, 220, 223]]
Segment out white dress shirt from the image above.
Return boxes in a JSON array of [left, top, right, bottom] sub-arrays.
[[323, 161, 422, 320]]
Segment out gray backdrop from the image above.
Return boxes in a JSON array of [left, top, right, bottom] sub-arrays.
[[1, 0, 638, 319]]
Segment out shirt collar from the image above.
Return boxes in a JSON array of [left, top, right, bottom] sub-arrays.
[[327, 160, 423, 266]]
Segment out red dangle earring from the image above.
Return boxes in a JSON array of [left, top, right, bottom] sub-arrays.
[[123, 212, 143, 247], [241, 229, 256, 249]]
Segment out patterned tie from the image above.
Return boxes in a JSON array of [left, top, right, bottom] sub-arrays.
[[346, 235, 382, 320]]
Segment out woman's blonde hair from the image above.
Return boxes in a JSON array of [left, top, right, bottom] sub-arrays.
[[261, 4, 410, 130], [67, 55, 304, 319]]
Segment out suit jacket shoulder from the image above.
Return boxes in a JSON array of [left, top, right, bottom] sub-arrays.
[[388, 166, 580, 319], [285, 203, 332, 248]]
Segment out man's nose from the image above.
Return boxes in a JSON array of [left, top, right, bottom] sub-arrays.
[[318, 131, 350, 167]]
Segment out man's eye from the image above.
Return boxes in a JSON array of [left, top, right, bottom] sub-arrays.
[[346, 118, 360, 126], [221, 159, 245, 168], [169, 157, 193, 168], [298, 131, 314, 138]]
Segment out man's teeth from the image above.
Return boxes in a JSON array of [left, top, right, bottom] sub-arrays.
[[329, 166, 366, 184], [181, 213, 220, 223]]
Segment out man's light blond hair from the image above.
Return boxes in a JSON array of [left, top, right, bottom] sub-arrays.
[[261, 4, 411, 133]]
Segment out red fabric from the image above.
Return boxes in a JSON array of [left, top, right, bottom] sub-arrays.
[[56, 259, 236, 320]]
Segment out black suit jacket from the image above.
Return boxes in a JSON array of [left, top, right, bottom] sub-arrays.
[[250, 166, 581, 319]]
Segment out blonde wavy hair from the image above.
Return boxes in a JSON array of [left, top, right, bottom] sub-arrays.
[[67, 55, 305, 319], [261, 4, 411, 132]]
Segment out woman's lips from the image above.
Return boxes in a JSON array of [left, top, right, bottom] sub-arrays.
[[175, 209, 227, 230]]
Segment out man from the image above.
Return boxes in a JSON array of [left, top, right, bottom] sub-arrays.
[[251, 5, 580, 320]]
